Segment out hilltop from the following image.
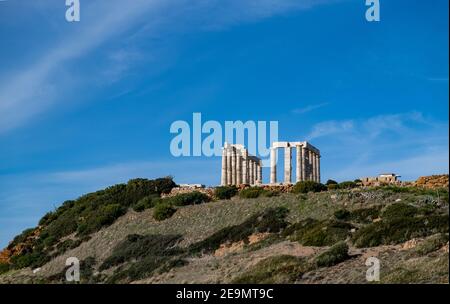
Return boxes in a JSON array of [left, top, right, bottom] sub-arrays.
[[0, 176, 448, 284]]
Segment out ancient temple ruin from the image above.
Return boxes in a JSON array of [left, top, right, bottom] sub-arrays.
[[270, 141, 321, 184], [221, 143, 262, 186], [220, 141, 321, 186]]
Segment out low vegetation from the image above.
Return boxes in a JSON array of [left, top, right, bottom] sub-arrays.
[[292, 181, 327, 194], [284, 219, 352, 246], [232, 255, 308, 284], [153, 203, 177, 221], [1, 175, 448, 284], [188, 207, 289, 254], [314, 241, 349, 267], [214, 186, 238, 200]]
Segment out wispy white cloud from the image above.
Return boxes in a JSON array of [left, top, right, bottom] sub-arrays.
[[292, 102, 330, 114], [306, 112, 449, 182], [0, 0, 340, 134], [306, 119, 354, 140]]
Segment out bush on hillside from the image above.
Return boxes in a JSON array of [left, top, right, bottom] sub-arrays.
[[292, 181, 327, 194], [381, 203, 418, 220], [239, 187, 265, 199], [352, 214, 448, 248], [214, 186, 238, 200], [326, 179, 338, 185], [338, 181, 357, 189], [132, 194, 161, 212], [284, 219, 352, 247], [415, 233, 449, 256], [334, 206, 381, 223], [76, 204, 127, 236], [315, 241, 349, 267], [0, 263, 10, 275], [167, 191, 210, 206], [153, 203, 177, 221], [232, 255, 308, 284], [189, 207, 289, 254]]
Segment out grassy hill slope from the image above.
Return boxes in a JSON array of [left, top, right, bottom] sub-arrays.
[[0, 178, 448, 284]]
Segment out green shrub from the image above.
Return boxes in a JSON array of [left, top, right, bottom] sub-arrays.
[[10, 250, 50, 269], [338, 181, 357, 189], [327, 184, 339, 190], [292, 181, 327, 194], [214, 186, 238, 200], [133, 194, 160, 212], [262, 190, 280, 197], [285, 219, 352, 246], [334, 206, 381, 223], [100, 234, 183, 283], [239, 187, 265, 199], [189, 207, 289, 254], [415, 233, 449, 255], [100, 234, 183, 271], [232, 255, 308, 283], [315, 241, 349, 267], [0, 263, 10, 275], [153, 203, 177, 221], [334, 209, 351, 220], [352, 214, 448, 248], [326, 179, 338, 185], [382, 203, 418, 220], [350, 206, 382, 223], [168, 191, 210, 206], [76, 204, 127, 236]]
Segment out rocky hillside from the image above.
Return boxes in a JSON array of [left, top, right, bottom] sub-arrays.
[[0, 177, 448, 284]]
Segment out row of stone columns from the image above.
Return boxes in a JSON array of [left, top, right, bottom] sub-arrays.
[[270, 143, 320, 184], [221, 144, 262, 186]]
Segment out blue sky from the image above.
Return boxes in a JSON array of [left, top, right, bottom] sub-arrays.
[[0, 0, 448, 248]]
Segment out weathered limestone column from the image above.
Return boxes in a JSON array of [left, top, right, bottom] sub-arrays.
[[221, 147, 227, 185], [270, 148, 277, 184], [226, 147, 232, 185], [316, 154, 321, 183], [242, 150, 248, 184], [302, 148, 307, 181], [284, 146, 292, 183], [257, 160, 262, 183], [249, 160, 255, 185], [236, 150, 242, 185], [310, 150, 316, 182], [296, 145, 303, 183], [231, 147, 237, 185], [253, 160, 258, 184]]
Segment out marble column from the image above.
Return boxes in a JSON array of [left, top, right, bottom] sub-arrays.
[[226, 147, 232, 185], [242, 152, 248, 184], [270, 148, 277, 184], [257, 160, 262, 183], [284, 146, 292, 183], [302, 148, 307, 181], [253, 160, 258, 184], [231, 147, 237, 185], [248, 159, 255, 185], [316, 154, 321, 183], [221, 147, 227, 185], [296, 145, 303, 183], [236, 151, 242, 185], [310, 150, 316, 182]]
